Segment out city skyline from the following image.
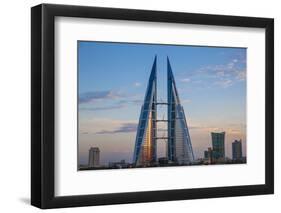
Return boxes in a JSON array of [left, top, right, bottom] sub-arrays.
[[78, 41, 246, 166]]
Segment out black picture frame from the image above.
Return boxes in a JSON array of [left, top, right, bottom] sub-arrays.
[[31, 3, 274, 209]]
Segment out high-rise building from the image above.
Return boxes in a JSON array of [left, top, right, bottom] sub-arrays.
[[204, 147, 212, 158], [203, 147, 213, 164], [204, 150, 209, 159], [232, 139, 242, 160], [133, 57, 157, 166], [133, 56, 194, 166], [211, 132, 225, 159], [88, 147, 100, 167], [167, 57, 194, 164]]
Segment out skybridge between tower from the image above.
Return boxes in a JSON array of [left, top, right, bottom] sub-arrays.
[[133, 56, 195, 167]]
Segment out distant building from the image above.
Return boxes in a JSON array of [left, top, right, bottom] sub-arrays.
[[232, 140, 242, 160], [88, 147, 100, 167], [211, 132, 225, 160], [204, 150, 209, 159], [158, 157, 169, 165], [203, 147, 213, 164], [108, 160, 129, 169]]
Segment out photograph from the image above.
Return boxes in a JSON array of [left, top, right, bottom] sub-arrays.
[[78, 41, 247, 170]]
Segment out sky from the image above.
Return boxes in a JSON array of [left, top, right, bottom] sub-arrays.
[[78, 41, 247, 166]]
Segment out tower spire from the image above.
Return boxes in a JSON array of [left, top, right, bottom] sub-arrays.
[[167, 57, 194, 164], [133, 56, 194, 166], [133, 56, 157, 166]]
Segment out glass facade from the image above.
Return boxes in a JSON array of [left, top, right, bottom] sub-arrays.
[[211, 132, 225, 159], [232, 139, 242, 160], [133, 57, 157, 166], [167, 58, 194, 164], [133, 57, 194, 166]]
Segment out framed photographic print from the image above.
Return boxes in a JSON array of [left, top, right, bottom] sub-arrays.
[[31, 3, 274, 209]]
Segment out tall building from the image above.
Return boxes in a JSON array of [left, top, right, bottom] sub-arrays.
[[167, 57, 194, 164], [204, 147, 213, 159], [232, 139, 242, 160], [203, 147, 213, 164], [88, 147, 100, 167], [133, 56, 194, 166], [204, 150, 209, 159], [133, 56, 157, 166], [211, 132, 225, 159]]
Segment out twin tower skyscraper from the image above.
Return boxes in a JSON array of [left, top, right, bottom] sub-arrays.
[[133, 56, 195, 166]]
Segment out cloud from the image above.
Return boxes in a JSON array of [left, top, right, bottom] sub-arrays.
[[214, 79, 233, 88], [131, 100, 143, 104], [118, 99, 143, 105], [134, 82, 141, 87], [235, 70, 246, 81], [186, 58, 246, 88], [79, 90, 122, 104], [80, 118, 138, 136], [96, 123, 138, 134], [180, 78, 191, 83], [79, 90, 143, 110]]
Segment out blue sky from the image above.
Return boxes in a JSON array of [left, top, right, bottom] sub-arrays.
[[78, 41, 246, 165]]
